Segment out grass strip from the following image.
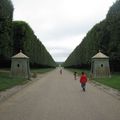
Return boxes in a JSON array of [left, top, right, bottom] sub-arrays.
[[94, 73, 120, 91], [0, 68, 54, 91], [66, 68, 120, 91], [0, 71, 27, 91], [31, 68, 55, 74], [66, 68, 90, 76]]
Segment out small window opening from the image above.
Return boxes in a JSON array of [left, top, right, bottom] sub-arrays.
[[101, 64, 103, 67], [17, 64, 20, 67]]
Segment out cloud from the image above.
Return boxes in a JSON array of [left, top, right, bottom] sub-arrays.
[[51, 51, 71, 62], [37, 21, 93, 40], [44, 34, 85, 50], [44, 34, 85, 61], [12, 0, 116, 61]]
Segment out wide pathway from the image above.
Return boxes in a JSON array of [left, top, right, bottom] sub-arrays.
[[0, 68, 120, 120]]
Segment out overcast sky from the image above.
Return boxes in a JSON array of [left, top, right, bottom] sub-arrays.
[[12, 0, 116, 62]]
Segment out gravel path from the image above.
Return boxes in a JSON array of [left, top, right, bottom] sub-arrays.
[[0, 68, 120, 120]]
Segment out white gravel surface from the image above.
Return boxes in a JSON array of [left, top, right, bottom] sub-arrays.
[[0, 68, 120, 120]]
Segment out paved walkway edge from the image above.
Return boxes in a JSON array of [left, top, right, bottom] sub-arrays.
[[0, 73, 120, 104], [89, 80, 120, 100], [0, 74, 45, 103]]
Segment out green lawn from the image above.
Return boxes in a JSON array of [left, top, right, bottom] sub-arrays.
[[0, 71, 27, 91], [31, 68, 54, 74], [0, 68, 54, 91], [66, 68, 90, 76], [66, 68, 120, 91], [94, 73, 120, 91]]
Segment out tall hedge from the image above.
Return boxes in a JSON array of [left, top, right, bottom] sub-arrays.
[[64, 0, 120, 71], [0, 0, 14, 67], [12, 21, 56, 67], [0, 0, 56, 68]]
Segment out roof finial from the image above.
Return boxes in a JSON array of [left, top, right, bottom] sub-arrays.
[[20, 50, 22, 53], [99, 50, 101, 52]]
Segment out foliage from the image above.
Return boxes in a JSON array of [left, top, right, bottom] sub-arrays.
[[0, 0, 56, 68], [64, 0, 120, 72], [12, 21, 56, 68], [0, 0, 14, 67]]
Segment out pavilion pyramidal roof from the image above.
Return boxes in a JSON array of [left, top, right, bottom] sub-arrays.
[[12, 50, 29, 58], [92, 50, 109, 59]]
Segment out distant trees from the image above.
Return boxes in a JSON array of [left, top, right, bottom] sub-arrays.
[[0, 0, 56, 68], [63, 0, 120, 71]]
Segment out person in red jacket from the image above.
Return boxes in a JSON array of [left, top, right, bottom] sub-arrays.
[[80, 72, 87, 91]]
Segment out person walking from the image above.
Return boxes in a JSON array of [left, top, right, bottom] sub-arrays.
[[60, 69, 62, 75], [80, 72, 87, 91], [74, 72, 77, 80]]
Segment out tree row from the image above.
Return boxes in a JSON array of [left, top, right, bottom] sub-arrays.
[[0, 0, 56, 68], [63, 0, 120, 71]]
